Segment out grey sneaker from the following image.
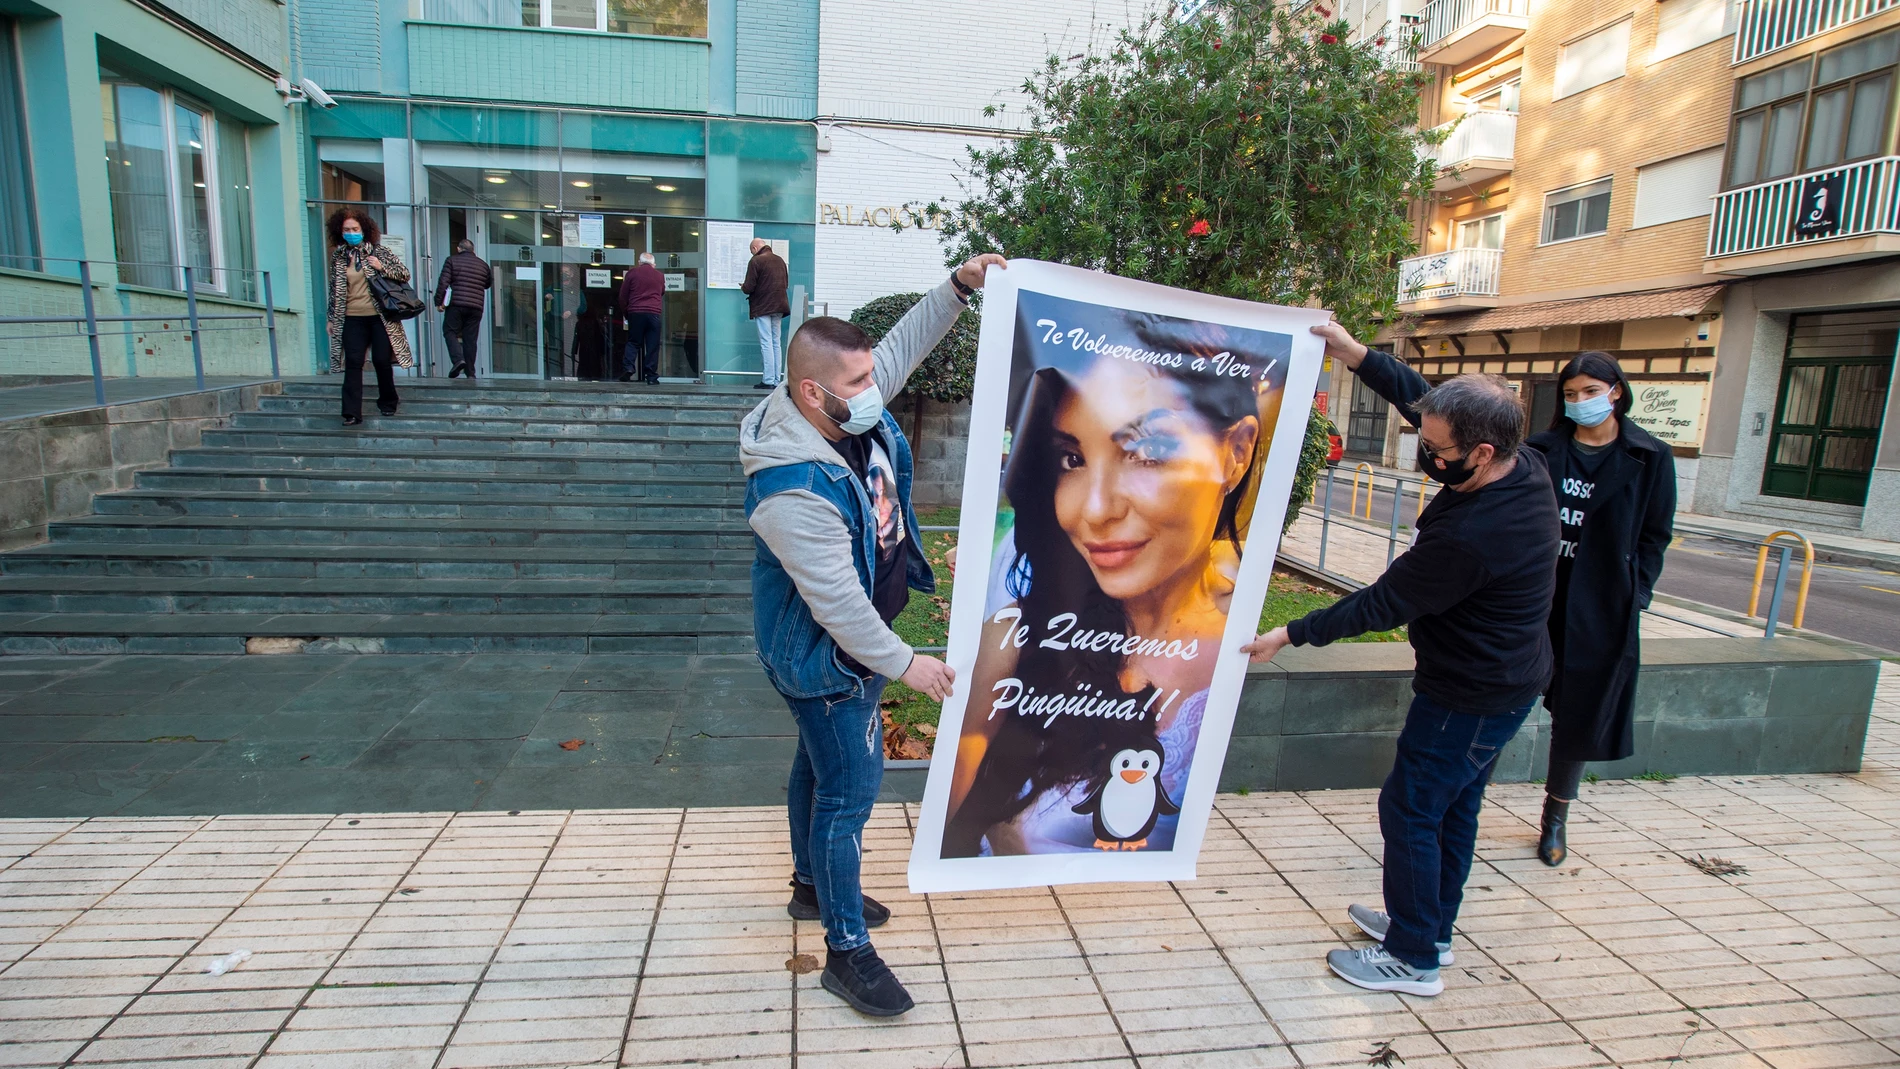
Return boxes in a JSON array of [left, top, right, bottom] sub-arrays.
[[1327, 944, 1444, 996], [1348, 903, 1453, 965]]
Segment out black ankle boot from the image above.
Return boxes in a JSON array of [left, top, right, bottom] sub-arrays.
[[821, 944, 912, 1017], [788, 878, 890, 927], [1538, 796, 1570, 867]]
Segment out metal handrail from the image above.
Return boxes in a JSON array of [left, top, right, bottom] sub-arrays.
[[0, 257, 281, 404], [1747, 529, 1816, 634]]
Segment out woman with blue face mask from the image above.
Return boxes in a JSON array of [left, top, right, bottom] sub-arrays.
[[325, 207, 414, 425], [1523, 351, 1676, 865]]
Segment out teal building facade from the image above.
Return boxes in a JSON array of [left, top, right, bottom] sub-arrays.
[[293, 0, 821, 382], [0, 0, 310, 381]]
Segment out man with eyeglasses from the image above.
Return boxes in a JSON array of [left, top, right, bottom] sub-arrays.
[[1243, 321, 1559, 998]]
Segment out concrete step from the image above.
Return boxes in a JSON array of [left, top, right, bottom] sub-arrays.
[[90, 489, 743, 523], [168, 447, 742, 480], [0, 611, 754, 656], [133, 467, 745, 501], [258, 394, 750, 425], [0, 542, 749, 580], [277, 378, 764, 408], [228, 410, 740, 439], [47, 514, 754, 550], [0, 575, 750, 616], [199, 427, 741, 459]]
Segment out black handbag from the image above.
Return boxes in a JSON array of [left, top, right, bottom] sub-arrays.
[[360, 251, 426, 320]]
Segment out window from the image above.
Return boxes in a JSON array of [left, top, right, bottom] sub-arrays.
[[1456, 213, 1505, 249], [0, 17, 37, 269], [1633, 146, 1723, 227], [1725, 28, 1899, 188], [1469, 79, 1520, 114], [1542, 178, 1612, 243], [1556, 18, 1630, 99], [517, 0, 707, 37], [100, 67, 255, 296], [1654, 0, 1739, 62]]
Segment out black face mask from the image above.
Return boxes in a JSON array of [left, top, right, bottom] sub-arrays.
[[1418, 442, 1477, 487]]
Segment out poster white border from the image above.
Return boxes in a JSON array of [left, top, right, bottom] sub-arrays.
[[907, 260, 1330, 893]]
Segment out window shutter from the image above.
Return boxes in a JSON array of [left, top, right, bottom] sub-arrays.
[[1634, 147, 1724, 227], [1655, 0, 1733, 62], [1557, 19, 1632, 98]]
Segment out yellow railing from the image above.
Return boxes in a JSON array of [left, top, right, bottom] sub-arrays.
[[1347, 463, 1375, 520], [1746, 530, 1815, 630]]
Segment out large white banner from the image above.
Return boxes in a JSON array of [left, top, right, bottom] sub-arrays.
[[908, 260, 1328, 893]]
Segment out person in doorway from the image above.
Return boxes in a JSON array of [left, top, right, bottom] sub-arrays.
[[326, 208, 413, 426], [1241, 321, 1558, 998], [571, 296, 612, 381], [741, 238, 790, 389], [619, 252, 665, 385], [434, 239, 491, 380], [1525, 351, 1675, 865], [740, 253, 1007, 1017]]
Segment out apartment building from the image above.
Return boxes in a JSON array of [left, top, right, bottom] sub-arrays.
[[0, 0, 311, 382], [1360, 0, 1900, 539]]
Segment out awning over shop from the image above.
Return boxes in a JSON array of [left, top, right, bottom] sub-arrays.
[[1380, 283, 1728, 340]]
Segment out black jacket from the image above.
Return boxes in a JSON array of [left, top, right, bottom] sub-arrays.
[[1526, 417, 1675, 761], [434, 250, 492, 311], [1288, 350, 1559, 714]]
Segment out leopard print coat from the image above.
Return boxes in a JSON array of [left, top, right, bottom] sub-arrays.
[[326, 243, 415, 373]]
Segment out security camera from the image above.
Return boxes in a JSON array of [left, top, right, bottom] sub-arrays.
[[299, 78, 338, 109]]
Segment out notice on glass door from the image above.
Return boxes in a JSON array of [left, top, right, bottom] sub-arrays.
[[706, 221, 754, 289], [577, 214, 605, 249]]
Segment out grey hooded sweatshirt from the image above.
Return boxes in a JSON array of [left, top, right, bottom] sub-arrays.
[[738, 277, 967, 681]]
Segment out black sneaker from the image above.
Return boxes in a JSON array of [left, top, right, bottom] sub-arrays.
[[820, 944, 912, 1017], [341, 415, 362, 427], [787, 878, 889, 927]]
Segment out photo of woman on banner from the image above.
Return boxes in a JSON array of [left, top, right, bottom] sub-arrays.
[[941, 289, 1289, 858]]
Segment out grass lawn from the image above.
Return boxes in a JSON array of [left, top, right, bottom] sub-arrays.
[[881, 508, 1406, 735]]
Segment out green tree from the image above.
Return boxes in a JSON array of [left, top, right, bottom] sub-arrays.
[[931, 0, 1430, 530], [849, 293, 982, 449]]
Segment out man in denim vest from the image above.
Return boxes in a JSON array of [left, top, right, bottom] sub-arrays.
[[740, 253, 1005, 1016]]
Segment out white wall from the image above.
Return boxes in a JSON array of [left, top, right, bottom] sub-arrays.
[[818, 0, 1146, 129], [814, 0, 1151, 316]]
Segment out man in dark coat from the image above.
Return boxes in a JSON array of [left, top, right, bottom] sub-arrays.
[[741, 238, 791, 390], [434, 239, 491, 379], [618, 252, 666, 385], [1524, 354, 1675, 864]]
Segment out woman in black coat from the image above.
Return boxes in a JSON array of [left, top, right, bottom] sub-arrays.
[[1524, 351, 1675, 865]]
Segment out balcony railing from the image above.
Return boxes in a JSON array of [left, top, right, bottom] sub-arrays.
[[1707, 155, 1900, 260], [1416, 0, 1531, 62], [1397, 247, 1503, 305], [1378, 17, 1423, 72], [1426, 110, 1516, 189], [1733, 0, 1900, 65]]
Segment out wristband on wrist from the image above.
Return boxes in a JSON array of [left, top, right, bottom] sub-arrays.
[[950, 272, 974, 300]]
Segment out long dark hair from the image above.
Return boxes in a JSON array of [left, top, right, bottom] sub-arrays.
[[1548, 350, 1633, 431], [941, 333, 1265, 856]]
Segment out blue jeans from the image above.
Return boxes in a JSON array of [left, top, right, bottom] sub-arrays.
[[755, 313, 783, 385], [784, 675, 886, 952], [1378, 693, 1531, 971]]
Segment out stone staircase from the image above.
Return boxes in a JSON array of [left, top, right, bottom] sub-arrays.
[[0, 378, 762, 655]]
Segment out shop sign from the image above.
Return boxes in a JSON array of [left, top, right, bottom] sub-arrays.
[[1627, 382, 1706, 446], [819, 202, 949, 230]]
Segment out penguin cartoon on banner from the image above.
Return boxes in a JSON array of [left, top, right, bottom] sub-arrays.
[[1071, 739, 1180, 851]]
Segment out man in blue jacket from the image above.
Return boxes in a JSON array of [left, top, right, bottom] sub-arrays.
[[739, 253, 1006, 1016]]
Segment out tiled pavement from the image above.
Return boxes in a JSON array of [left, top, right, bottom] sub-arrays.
[[0, 666, 1893, 1068]]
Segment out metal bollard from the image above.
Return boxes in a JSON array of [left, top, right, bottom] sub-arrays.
[[1385, 476, 1402, 567], [262, 271, 280, 380], [1763, 543, 1793, 638], [1318, 466, 1335, 573], [183, 266, 206, 391], [79, 261, 106, 406]]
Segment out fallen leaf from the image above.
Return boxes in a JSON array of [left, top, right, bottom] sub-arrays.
[[558, 738, 585, 751], [1687, 855, 1747, 877], [915, 723, 937, 738], [785, 953, 821, 974]]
